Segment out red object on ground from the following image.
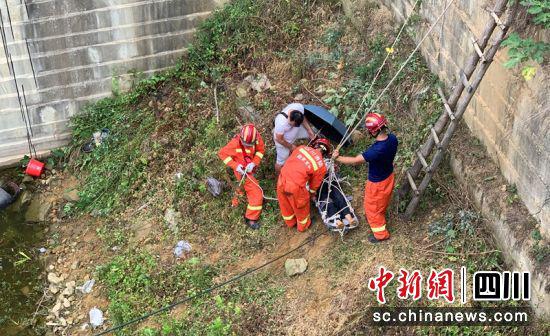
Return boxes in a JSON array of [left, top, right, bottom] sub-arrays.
[[25, 158, 45, 177]]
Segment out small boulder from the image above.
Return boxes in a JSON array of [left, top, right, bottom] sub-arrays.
[[49, 284, 59, 294], [244, 74, 271, 93], [294, 93, 304, 101], [164, 208, 181, 233], [25, 194, 52, 222], [47, 273, 63, 285], [285, 258, 308, 276], [236, 84, 249, 98], [63, 189, 80, 202]]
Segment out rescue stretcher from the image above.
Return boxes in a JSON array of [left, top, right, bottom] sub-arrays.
[[314, 174, 358, 236]]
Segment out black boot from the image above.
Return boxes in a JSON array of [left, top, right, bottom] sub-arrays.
[[367, 234, 387, 244], [245, 218, 260, 230]]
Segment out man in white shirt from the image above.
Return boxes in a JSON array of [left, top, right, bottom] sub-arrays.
[[273, 103, 315, 173]]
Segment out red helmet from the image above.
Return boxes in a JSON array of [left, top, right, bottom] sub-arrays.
[[365, 113, 387, 136], [311, 137, 332, 157], [239, 124, 258, 146]]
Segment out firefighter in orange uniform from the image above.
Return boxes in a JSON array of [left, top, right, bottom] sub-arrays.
[[276, 139, 328, 232], [218, 124, 265, 229], [333, 113, 398, 243]]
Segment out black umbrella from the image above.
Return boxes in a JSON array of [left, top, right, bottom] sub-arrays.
[[304, 105, 352, 147]]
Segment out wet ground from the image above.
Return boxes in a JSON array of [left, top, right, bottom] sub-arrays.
[[0, 171, 45, 335]]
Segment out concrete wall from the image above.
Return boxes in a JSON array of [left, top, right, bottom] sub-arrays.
[[0, 0, 226, 166], [358, 0, 549, 235]]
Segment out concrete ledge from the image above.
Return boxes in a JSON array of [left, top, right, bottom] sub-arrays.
[[449, 127, 549, 317]]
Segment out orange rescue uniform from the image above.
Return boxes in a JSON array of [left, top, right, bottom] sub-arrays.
[[218, 134, 265, 220], [277, 145, 327, 231], [363, 173, 394, 240]]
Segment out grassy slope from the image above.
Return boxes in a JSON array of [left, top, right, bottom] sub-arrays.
[[52, 1, 545, 335]]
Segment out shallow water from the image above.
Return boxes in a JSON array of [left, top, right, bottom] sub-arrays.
[[0, 186, 45, 335]]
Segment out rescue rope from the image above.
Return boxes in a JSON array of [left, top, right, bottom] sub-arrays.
[[242, 172, 278, 201], [339, 0, 422, 141], [94, 227, 329, 335], [337, 0, 456, 148]]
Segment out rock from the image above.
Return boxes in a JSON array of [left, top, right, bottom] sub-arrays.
[[49, 284, 59, 294], [20, 286, 31, 296], [244, 74, 271, 92], [47, 273, 63, 285], [62, 286, 74, 296], [63, 189, 80, 202], [22, 175, 34, 183], [294, 93, 304, 101], [235, 84, 249, 98], [67, 317, 73, 325], [285, 258, 308, 276], [25, 194, 52, 222], [70, 261, 79, 270], [51, 302, 62, 314], [7, 189, 32, 212], [164, 208, 181, 233], [59, 317, 67, 326], [62, 298, 71, 308]]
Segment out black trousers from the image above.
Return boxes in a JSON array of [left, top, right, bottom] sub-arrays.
[[318, 179, 351, 220]]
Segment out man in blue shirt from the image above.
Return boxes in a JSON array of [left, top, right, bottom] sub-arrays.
[[333, 113, 398, 243]]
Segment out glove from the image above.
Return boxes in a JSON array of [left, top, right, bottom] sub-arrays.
[[245, 162, 256, 173], [236, 164, 246, 175]]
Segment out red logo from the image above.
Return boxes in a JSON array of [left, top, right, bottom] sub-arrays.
[[368, 266, 394, 304], [397, 269, 422, 301]]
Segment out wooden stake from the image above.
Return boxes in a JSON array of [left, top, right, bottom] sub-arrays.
[[430, 127, 441, 148], [490, 11, 506, 29], [416, 151, 429, 171], [406, 172, 419, 195], [437, 86, 455, 120], [471, 37, 487, 63]]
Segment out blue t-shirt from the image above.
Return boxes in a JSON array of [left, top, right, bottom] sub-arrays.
[[362, 133, 398, 182]]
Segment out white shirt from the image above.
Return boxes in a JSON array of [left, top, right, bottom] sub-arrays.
[[273, 103, 307, 144]]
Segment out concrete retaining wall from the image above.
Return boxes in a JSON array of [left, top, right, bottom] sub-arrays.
[[358, 0, 549, 235], [0, 0, 226, 166]]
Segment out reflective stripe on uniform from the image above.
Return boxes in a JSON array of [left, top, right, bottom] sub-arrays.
[[299, 148, 318, 171], [298, 216, 309, 225], [309, 189, 316, 194], [235, 149, 243, 153], [282, 214, 295, 221], [255, 152, 264, 159], [223, 157, 232, 164], [371, 225, 387, 233], [247, 204, 262, 211]]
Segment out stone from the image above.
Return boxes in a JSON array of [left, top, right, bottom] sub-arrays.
[[244, 74, 271, 92], [164, 208, 181, 233], [63, 189, 80, 202], [22, 176, 34, 183], [7, 189, 32, 212], [49, 284, 59, 294], [59, 317, 67, 326], [25, 194, 52, 222], [294, 93, 304, 101], [47, 273, 63, 285], [62, 286, 74, 296], [62, 298, 71, 308], [71, 261, 79, 270], [285, 258, 308, 276], [51, 302, 62, 314], [236, 84, 249, 98]]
